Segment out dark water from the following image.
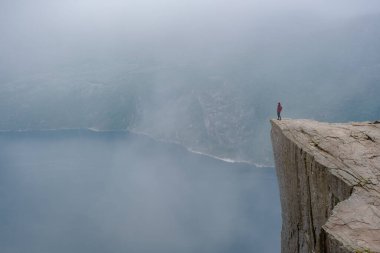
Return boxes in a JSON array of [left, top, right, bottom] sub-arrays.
[[0, 130, 281, 253]]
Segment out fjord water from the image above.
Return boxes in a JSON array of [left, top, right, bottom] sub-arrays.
[[0, 130, 280, 253]]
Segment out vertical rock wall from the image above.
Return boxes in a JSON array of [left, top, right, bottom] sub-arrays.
[[270, 119, 380, 253]]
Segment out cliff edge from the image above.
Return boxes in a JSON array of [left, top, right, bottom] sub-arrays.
[[270, 119, 380, 253]]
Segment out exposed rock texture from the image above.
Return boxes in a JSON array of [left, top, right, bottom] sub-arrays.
[[271, 119, 380, 253]]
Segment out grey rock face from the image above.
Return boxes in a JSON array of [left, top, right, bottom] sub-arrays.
[[271, 119, 380, 253]]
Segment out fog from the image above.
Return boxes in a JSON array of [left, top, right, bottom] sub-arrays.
[[2, 0, 380, 67], [0, 2, 380, 251], [1, 0, 379, 165]]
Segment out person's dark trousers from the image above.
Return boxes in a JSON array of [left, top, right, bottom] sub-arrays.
[[277, 112, 281, 120]]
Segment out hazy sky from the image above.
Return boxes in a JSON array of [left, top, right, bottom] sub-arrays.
[[2, 0, 380, 74]]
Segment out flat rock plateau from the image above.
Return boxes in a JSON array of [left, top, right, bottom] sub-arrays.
[[271, 119, 380, 253]]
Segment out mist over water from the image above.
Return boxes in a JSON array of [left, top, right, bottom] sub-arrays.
[[0, 130, 280, 253], [1, 0, 380, 164]]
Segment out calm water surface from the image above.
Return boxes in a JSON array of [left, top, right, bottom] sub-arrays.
[[0, 130, 280, 253]]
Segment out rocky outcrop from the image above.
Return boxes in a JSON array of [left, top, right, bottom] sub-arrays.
[[270, 119, 380, 253]]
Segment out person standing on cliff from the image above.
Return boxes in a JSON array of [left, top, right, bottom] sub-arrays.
[[277, 102, 282, 120]]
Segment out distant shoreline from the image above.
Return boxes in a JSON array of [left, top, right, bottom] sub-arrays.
[[128, 129, 272, 168]]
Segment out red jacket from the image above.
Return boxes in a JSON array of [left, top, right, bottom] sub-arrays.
[[277, 104, 282, 113]]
